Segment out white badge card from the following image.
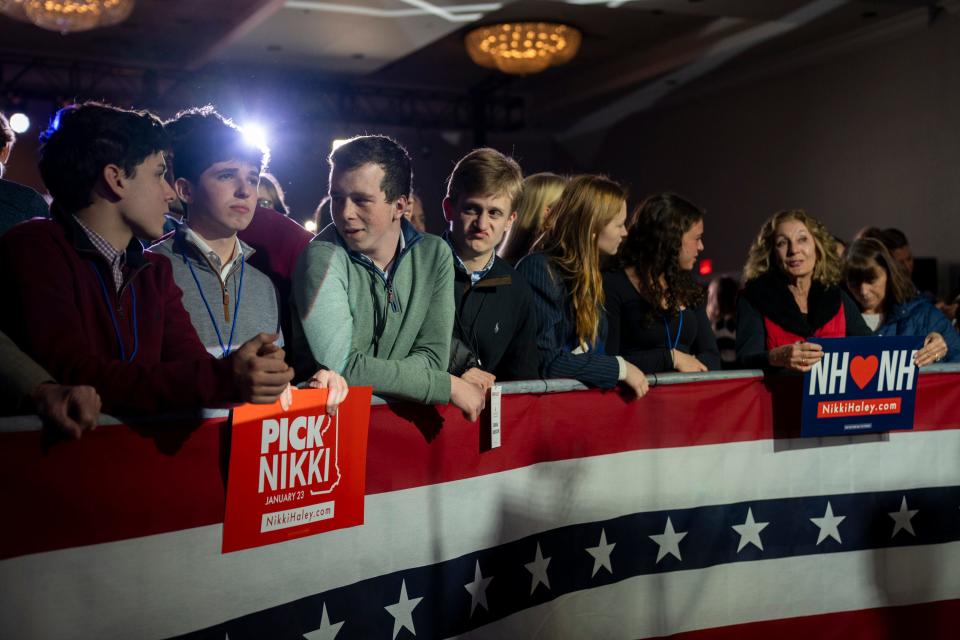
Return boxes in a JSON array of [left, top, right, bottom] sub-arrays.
[[489, 384, 502, 449]]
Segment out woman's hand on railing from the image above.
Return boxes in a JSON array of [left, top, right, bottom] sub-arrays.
[[622, 362, 650, 398], [915, 332, 948, 367], [672, 350, 708, 373]]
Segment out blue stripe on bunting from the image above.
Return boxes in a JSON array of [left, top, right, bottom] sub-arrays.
[[170, 485, 960, 639]]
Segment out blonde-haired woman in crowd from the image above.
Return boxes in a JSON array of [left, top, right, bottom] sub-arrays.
[[516, 175, 649, 397], [736, 209, 870, 370], [498, 172, 567, 264]]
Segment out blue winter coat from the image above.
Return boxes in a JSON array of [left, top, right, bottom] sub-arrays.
[[874, 296, 960, 362]]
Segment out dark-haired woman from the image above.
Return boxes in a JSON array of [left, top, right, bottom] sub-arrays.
[[604, 193, 720, 373], [844, 238, 958, 364]]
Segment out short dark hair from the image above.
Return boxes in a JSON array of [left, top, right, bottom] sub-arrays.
[[328, 135, 412, 202], [38, 102, 168, 214], [164, 105, 267, 185]]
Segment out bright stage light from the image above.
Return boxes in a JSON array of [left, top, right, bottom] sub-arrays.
[[304, 219, 318, 233], [9, 113, 30, 134], [241, 122, 269, 151], [331, 138, 349, 151]]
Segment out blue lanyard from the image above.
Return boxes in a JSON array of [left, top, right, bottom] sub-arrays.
[[663, 311, 683, 351], [89, 262, 138, 362], [185, 254, 244, 358]]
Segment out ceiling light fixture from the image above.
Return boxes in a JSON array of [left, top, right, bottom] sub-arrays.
[[0, 0, 135, 34], [465, 22, 582, 75]]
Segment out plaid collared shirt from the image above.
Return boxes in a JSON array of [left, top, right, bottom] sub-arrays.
[[73, 216, 125, 292]]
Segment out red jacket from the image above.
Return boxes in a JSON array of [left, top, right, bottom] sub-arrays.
[[0, 214, 239, 414]]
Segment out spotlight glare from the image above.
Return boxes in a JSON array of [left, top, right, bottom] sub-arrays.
[[331, 138, 349, 151], [304, 219, 318, 233], [9, 113, 30, 134], [241, 122, 268, 151]]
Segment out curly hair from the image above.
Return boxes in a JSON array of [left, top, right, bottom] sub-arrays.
[[743, 209, 841, 286], [618, 193, 704, 324], [534, 174, 626, 349], [843, 238, 916, 310]]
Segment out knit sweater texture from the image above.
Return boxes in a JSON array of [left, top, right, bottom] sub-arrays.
[[149, 222, 281, 358], [291, 219, 454, 404]]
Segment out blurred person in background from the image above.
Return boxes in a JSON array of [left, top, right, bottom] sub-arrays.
[[737, 210, 870, 371], [257, 171, 289, 216], [707, 276, 740, 368], [843, 237, 958, 364], [1, 111, 49, 235], [516, 175, 648, 397], [604, 193, 719, 373], [498, 172, 567, 265]]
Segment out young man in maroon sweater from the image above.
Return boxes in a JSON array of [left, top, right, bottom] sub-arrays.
[[0, 102, 293, 415]]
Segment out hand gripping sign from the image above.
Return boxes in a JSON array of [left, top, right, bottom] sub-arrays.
[[801, 336, 923, 437], [223, 387, 372, 553]]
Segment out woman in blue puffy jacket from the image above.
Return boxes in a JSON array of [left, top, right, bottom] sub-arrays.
[[843, 238, 959, 364]]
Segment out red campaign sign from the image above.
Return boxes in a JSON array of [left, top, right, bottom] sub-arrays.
[[223, 386, 372, 553]]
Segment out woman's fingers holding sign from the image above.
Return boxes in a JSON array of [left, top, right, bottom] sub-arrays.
[[770, 341, 824, 372]]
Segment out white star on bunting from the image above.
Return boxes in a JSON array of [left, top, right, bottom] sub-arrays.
[[732, 507, 769, 552], [463, 560, 493, 616], [524, 542, 551, 594], [810, 501, 846, 545], [585, 528, 616, 577], [650, 516, 688, 563], [303, 603, 344, 640], [384, 579, 423, 639], [888, 496, 919, 538]]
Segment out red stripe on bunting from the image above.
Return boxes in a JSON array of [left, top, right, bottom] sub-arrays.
[[665, 598, 960, 640], [0, 374, 957, 558]]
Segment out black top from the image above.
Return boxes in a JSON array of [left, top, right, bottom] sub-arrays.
[[0, 178, 49, 237], [516, 253, 620, 388], [451, 254, 539, 381], [736, 271, 872, 368], [603, 269, 721, 373]]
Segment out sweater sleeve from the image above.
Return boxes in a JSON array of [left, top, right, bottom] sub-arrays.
[[517, 255, 619, 388], [0, 228, 239, 414], [691, 305, 722, 371], [842, 292, 872, 337], [0, 329, 54, 414], [736, 296, 769, 369]]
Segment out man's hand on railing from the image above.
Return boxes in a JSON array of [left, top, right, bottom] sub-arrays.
[[461, 367, 496, 394], [304, 369, 350, 415], [231, 333, 295, 404], [450, 374, 486, 422], [31, 382, 101, 439]]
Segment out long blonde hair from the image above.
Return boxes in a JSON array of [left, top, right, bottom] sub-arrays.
[[535, 174, 626, 348], [743, 209, 841, 286], [499, 172, 567, 263]]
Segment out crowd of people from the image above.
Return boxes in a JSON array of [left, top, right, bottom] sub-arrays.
[[0, 103, 957, 439]]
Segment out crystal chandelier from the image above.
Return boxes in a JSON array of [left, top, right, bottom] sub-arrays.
[[465, 22, 582, 76], [0, 0, 135, 34]]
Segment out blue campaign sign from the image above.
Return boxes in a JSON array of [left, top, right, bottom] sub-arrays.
[[801, 335, 924, 437]]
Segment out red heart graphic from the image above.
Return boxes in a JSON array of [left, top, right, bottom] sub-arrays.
[[849, 355, 879, 390]]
